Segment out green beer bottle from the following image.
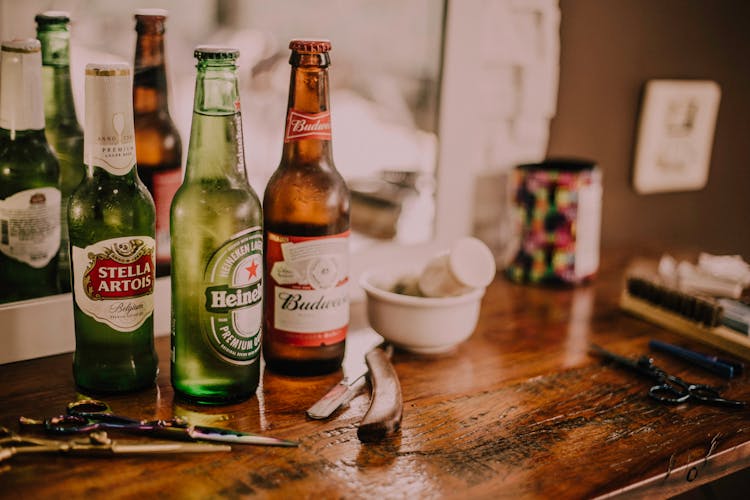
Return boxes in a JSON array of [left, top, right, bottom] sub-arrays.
[[35, 11, 85, 293], [171, 47, 263, 404], [68, 63, 158, 393], [0, 39, 61, 304]]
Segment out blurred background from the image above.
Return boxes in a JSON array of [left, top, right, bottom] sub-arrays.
[[2, 0, 749, 269]]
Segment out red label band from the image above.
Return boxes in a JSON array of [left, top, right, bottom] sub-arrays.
[[84, 253, 154, 300], [284, 110, 332, 142]]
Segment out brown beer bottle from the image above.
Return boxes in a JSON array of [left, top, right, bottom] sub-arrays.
[[133, 9, 182, 277], [263, 39, 350, 376]]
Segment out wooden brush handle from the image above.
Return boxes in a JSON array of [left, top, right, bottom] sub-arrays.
[[357, 347, 403, 442]]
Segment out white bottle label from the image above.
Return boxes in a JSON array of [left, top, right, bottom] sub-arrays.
[[72, 236, 155, 332], [84, 65, 136, 176], [266, 231, 349, 347], [0, 45, 45, 131], [574, 173, 602, 279], [0, 187, 61, 268]]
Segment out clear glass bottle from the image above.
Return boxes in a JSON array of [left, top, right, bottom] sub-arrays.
[[262, 40, 350, 376], [170, 47, 263, 404], [68, 63, 157, 393], [35, 11, 85, 293], [0, 38, 61, 303], [133, 8, 183, 277]]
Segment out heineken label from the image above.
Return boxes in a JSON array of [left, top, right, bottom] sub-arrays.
[[0, 187, 61, 268], [266, 230, 349, 347], [72, 236, 155, 332], [200, 227, 263, 364]]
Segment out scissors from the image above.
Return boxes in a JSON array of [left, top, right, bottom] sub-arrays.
[[19, 399, 298, 447], [590, 344, 746, 408], [0, 426, 229, 463]]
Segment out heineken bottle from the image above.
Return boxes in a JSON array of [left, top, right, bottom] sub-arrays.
[[0, 39, 61, 304], [170, 47, 263, 404], [68, 63, 157, 393], [35, 11, 85, 293]]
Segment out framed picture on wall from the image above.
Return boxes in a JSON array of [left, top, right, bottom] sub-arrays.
[[632, 79, 721, 194]]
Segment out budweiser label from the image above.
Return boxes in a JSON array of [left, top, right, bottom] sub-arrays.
[[267, 230, 349, 347], [200, 227, 263, 364], [0, 187, 61, 268], [284, 109, 332, 142], [72, 236, 155, 332], [0, 44, 44, 131], [84, 64, 136, 176]]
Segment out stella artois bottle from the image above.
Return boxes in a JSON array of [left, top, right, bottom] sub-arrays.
[[133, 9, 182, 277], [262, 39, 350, 376], [68, 63, 157, 393], [35, 11, 85, 293], [0, 38, 61, 303], [170, 47, 263, 404]]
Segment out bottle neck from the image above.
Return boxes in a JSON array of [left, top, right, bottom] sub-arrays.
[[0, 49, 45, 132], [84, 67, 138, 180], [38, 29, 78, 125], [184, 63, 246, 182], [134, 33, 169, 114], [280, 58, 334, 167]]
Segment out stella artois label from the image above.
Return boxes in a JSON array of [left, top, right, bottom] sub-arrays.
[[0, 187, 61, 268], [72, 236, 155, 332], [199, 227, 263, 364], [266, 230, 349, 347], [284, 109, 332, 142]]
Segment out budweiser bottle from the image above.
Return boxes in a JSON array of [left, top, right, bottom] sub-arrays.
[[170, 47, 263, 404], [35, 11, 85, 293], [133, 9, 182, 277], [0, 39, 61, 303], [263, 39, 350, 376], [68, 63, 157, 393]]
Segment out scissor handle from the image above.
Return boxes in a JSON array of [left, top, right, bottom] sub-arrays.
[[67, 399, 142, 425], [648, 383, 691, 404]]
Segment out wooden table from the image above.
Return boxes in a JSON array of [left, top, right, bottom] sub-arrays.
[[2, 248, 750, 499]]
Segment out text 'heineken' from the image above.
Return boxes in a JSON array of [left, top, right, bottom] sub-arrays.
[[263, 40, 351, 376], [0, 38, 61, 304], [170, 47, 263, 404], [68, 62, 157, 393]]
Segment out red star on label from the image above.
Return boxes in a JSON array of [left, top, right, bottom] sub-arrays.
[[246, 260, 259, 279]]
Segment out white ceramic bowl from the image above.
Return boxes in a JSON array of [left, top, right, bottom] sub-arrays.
[[359, 266, 486, 354]]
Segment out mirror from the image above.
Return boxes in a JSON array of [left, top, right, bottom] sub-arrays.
[[0, 0, 446, 305]]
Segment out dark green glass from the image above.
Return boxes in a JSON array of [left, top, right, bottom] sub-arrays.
[[0, 39, 60, 304], [0, 131, 60, 302], [68, 63, 157, 394], [170, 47, 263, 404], [36, 12, 84, 294]]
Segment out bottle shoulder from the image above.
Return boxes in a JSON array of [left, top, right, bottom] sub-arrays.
[[0, 132, 59, 181]]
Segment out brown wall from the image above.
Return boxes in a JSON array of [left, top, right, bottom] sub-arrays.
[[548, 0, 750, 259]]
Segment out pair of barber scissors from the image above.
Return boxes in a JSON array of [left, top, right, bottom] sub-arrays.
[[19, 399, 298, 447], [590, 344, 746, 408], [0, 426, 229, 463]]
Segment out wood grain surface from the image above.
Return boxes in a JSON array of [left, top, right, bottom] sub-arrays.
[[1, 248, 750, 499]]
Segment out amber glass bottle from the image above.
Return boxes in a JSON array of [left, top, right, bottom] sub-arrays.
[[133, 9, 182, 277], [263, 40, 350, 376]]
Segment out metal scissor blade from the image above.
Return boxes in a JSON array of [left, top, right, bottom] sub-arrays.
[[189, 426, 298, 447], [306, 328, 385, 420]]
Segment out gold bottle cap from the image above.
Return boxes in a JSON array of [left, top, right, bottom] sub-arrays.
[[85, 62, 131, 77], [1, 38, 41, 53]]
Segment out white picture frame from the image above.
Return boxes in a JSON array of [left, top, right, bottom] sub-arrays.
[[633, 79, 721, 194]]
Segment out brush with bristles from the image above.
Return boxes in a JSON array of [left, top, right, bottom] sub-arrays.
[[620, 276, 750, 362]]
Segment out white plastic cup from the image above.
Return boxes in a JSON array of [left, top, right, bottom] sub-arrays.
[[417, 237, 497, 297]]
